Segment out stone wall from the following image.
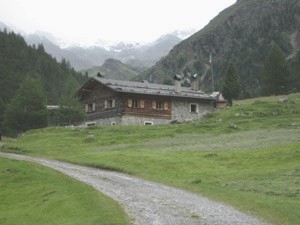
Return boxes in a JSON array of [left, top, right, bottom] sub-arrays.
[[85, 116, 122, 126], [171, 99, 213, 122], [121, 115, 171, 125], [84, 115, 171, 126]]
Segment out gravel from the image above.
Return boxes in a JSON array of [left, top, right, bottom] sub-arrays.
[[0, 152, 270, 225]]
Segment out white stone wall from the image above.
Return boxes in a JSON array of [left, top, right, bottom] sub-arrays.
[[85, 116, 122, 126], [121, 116, 171, 125], [171, 99, 212, 122]]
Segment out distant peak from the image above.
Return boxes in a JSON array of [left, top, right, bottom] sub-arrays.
[[171, 29, 197, 39]]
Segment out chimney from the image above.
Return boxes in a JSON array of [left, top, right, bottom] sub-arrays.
[[173, 74, 182, 93], [191, 73, 199, 91]]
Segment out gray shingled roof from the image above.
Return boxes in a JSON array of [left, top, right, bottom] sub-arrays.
[[93, 77, 215, 100]]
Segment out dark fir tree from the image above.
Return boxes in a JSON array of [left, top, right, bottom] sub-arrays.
[[57, 78, 84, 126], [222, 63, 241, 107], [289, 50, 300, 92], [3, 76, 48, 136], [262, 44, 290, 96]]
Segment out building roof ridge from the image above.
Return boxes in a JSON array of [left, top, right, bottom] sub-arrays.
[[91, 77, 214, 100]]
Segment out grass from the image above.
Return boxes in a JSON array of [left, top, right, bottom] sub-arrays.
[[1, 93, 300, 225], [0, 157, 131, 225]]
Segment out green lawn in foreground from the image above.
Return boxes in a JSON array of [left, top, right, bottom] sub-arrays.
[[0, 157, 131, 225], [1, 93, 300, 225]]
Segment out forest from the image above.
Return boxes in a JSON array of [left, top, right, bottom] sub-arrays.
[[0, 30, 88, 135]]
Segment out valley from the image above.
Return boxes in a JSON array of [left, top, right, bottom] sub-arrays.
[[1, 93, 300, 225], [0, 1, 300, 224]]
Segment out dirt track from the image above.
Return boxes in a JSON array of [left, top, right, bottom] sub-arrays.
[[0, 152, 269, 225]]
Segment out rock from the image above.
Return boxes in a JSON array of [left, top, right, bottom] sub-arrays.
[[229, 124, 238, 129], [278, 98, 295, 104]]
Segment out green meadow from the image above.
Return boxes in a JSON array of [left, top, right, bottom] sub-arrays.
[[0, 157, 131, 225], [1, 93, 300, 225]]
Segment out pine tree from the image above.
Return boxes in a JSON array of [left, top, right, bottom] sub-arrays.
[[289, 50, 300, 92], [262, 44, 290, 95], [222, 63, 241, 107], [3, 76, 48, 136], [57, 78, 84, 126]]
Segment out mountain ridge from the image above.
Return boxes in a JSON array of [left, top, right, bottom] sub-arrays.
[[0, 22, 195, 71], [140, 0, 300, 96], [25, 30, 192, 71], [80, 58, 146, 80]]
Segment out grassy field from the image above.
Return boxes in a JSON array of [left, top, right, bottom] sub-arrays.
[[0, 157, 131, 225], [1, 93, 300, 225]]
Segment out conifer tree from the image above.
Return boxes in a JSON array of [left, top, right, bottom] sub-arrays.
[[57, 78, 84, 126], [289, 50, 300, 92], [222, 63, 241, 107], [262, 44, 290, 95], [3, 76, 48, 136]]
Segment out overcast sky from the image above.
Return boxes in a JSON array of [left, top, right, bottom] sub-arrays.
[[0, 0, 236, 45]]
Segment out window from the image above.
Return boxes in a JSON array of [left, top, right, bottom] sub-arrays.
[[152, 101, 168, 110], [105, 99, 116, 109], [108, 99, 114, 108], [128, 99, 145, 108], [111, 122, 116, 126], [190, 103, 198, 113], [85, 103, 96, 113], [132, 100, 140, 108], [156, 101, 164, 110]]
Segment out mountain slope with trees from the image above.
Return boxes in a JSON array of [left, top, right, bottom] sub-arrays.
[[81, 58, 146, 80], [0, 30, 88, 130], [140, 0, 300, 96]]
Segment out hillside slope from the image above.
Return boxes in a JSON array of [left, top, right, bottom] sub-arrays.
[[25, 34, 93, 70], [141, 0, 300, 95], [81, 58, 146, 80]]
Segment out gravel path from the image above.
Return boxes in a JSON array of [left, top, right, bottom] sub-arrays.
[[0, 152, 269, 225]]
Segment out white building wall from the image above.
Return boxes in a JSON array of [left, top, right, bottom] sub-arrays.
[[171, 99, 212, 122], [85, 116, 122, 126], [121, 116, 171, 125]]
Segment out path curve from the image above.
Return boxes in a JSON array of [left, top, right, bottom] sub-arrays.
[[0, 152, 269, 225]]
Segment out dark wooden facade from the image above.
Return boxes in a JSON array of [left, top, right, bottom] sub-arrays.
[[121, 94, 172, 119], [79, 81, 120, 121], [79, 81, 172, 121]]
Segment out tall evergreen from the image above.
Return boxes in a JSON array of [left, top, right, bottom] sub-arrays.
[[262, 44, 290, 96], [3, 76, 48, 136], [289, 50, 300, 92], [57, 78, 84, 126], [222, 63, 241, 107]]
